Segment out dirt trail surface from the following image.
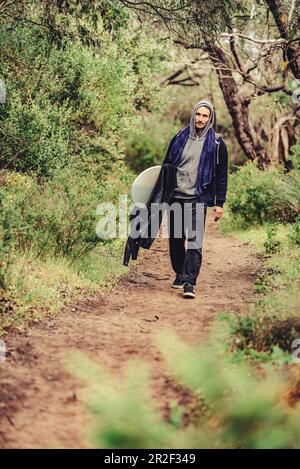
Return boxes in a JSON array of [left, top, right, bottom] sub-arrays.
[[0, 212, 261, 448]]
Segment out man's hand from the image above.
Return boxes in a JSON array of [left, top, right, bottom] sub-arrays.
[[213, 206, 223, 222]]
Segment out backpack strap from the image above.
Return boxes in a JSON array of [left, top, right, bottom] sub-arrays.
[[215, 133, 222, 165]]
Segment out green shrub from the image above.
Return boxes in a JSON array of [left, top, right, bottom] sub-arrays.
[[288, 214, 300, 246], [263, 224, 281, 254], [124, 114, 180, 172], [0, 172, 36, 288], [289, 139, 300, 172], [0, 91, 72, 177], [226, 161, 299, 228], [0, 18, 171, 178], [223, 312, 300, 356], [0, 158, 132, 264]]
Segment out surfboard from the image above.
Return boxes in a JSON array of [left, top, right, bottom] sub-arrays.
[[130, 165, 162, 205]]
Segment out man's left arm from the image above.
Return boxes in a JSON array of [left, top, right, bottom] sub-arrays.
[[214, 139, 228, 221]]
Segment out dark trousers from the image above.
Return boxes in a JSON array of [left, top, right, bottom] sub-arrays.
[[168, 197, 207, 286]]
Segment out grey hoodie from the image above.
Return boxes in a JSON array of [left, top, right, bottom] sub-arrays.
[[173, 100, 215, 198]]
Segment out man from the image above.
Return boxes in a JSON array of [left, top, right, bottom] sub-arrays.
[[163, 99, 228, 299]]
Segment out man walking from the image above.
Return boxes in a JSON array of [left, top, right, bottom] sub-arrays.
[[163, 99, 228, 299]]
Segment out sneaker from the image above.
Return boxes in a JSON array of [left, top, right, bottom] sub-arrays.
[[183, 282, 195, 298], [172, 274, 184, 289]]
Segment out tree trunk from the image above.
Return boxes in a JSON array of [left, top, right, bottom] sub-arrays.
[[204, 42, 271, 169], [265, 0, 300, 79], [271, 116, 298, 168]]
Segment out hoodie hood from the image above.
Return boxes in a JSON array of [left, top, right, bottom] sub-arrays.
[[189, 99, 215, 140]]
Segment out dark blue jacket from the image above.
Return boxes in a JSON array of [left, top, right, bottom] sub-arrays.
[[163, 134, 228, 208]]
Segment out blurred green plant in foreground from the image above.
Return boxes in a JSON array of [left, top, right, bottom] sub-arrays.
[[66, 327, 300, 449]]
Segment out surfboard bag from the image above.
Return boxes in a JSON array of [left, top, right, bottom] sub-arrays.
[[123, 163, 177, 266]]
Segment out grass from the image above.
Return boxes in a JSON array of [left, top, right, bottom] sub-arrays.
[[218, 214, 300, 363], [0, 238, 133, 336], [220, 211, 297, 252]]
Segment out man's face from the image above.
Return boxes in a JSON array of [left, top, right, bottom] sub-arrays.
[[195, 106, 211, 131]]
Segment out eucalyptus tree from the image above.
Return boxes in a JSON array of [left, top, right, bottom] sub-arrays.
[[118, 0, 300, 168]]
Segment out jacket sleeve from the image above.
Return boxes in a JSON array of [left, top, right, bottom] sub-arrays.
[[215, 139, 228, 208]]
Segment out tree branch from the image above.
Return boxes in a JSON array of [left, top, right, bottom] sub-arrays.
[[220, 32, 287, 44]]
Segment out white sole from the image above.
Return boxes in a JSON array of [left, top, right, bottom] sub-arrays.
[[172, 284, 184, 289], [183, 292, 195, 298]]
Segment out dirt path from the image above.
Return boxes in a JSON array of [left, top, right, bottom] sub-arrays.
[[0, 212, 261, 448]]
